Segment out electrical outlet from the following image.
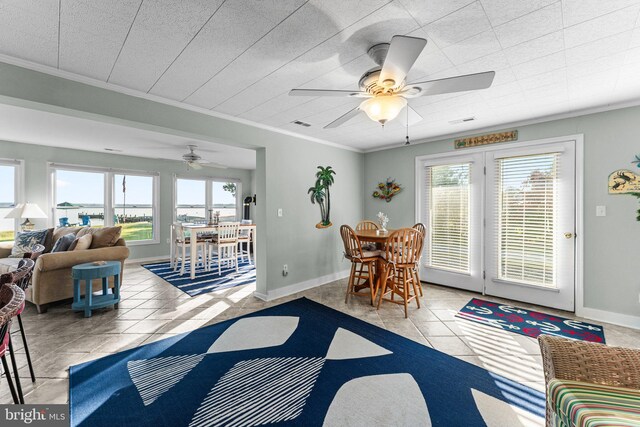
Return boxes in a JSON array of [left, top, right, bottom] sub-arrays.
[[596, 205, 606, 217], [166, 238, 170, 244], [283, 264, 288, 276]]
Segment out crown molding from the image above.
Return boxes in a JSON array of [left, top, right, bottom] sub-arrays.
[[0, 54, 363, 154]]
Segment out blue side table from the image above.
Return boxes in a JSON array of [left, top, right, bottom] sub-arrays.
[[71, 261, 121, 318]]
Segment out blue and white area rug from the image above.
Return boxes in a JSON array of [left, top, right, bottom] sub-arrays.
[[458, 298, 605, 344], [142, 259, 255, 297], [69, 298, 545, 426]]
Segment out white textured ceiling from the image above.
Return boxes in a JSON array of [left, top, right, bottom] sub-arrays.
[[0, 104, 256, 169], [2, 0, 640, 151]]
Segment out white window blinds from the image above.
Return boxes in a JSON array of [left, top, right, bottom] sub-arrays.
[[495, 153, 559, 288], [425, 163, 470, 273]]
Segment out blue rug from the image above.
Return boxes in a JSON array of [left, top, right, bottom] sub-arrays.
[[458, 298, 605, 344], [70, 298, 545, 426], [142, 259, 255, 297]]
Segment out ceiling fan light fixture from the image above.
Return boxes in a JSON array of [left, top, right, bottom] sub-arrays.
[[359, 95, 407, 126]]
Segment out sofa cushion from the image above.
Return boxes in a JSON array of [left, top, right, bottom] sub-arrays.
[[53, 227, 81, 243], [9, 229, 49, 258], [84, 226, 122, 249], [52, 233, 76, 252], [72, 234, 92, 251], [43, 228, 55, 253], [549, 379, 640, 427]]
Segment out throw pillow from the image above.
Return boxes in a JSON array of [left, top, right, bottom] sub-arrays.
[[88, 226, 122, 249], [43, 228, 55, 253], [72, 234, 93, 251], [51, 233, 76, 252], [9, 229, 49, 258]]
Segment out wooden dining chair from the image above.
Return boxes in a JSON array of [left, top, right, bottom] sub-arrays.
[[237, 221, 253, 264], [171, 222, 207, 275], [356, 220, 380, 231], [207, 222, 240, 275], [0, 282, 26, 404], [412, 223, 427, 296], [340, 225, 380, 305], [356, 220, 380, 250], [377, 228, 424, 318]]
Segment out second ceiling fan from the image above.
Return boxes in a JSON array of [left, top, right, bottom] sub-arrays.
[[289, 35, 495, 128]]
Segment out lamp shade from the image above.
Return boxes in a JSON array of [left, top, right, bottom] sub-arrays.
[[359, 95, 407, 126], [5, 203, 48, 219]]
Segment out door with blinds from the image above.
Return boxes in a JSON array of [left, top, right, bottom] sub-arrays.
[[485, 142, 575, 311], [419, 139, 576, 311], [419, 153, 485, 293]]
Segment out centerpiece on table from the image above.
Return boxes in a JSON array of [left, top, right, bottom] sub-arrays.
[[377, 211, 389, 234]]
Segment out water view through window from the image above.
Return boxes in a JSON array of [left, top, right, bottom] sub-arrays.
[[0, 164, 16, 242]]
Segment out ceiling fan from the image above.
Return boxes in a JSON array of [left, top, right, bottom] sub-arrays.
[[289, 35, 496, 128], [182, 145, 227, 170]]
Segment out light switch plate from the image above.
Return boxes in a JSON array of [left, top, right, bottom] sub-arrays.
[[277, 208, 283, 217], [596, 205, 606, 217]]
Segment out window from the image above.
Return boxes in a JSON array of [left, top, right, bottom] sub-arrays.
[[0, 161, 20, 242], [176, 179, 206, 222], [496, 153, 557, 287], [50, 164, 159, 244], [425, 163, 470, 273], [212, 181, 238, 222], [114, 174, 156, 242], [175, 177, 241, 223], [54, 169, 105, 228]]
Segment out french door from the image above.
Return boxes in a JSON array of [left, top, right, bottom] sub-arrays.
[[418, 139, 577, 311]]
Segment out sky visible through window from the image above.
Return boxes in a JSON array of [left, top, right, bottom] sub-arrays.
[[0, 165, 15, 205]]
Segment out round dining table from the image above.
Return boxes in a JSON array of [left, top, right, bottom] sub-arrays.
[[353, 228, 395, 245]]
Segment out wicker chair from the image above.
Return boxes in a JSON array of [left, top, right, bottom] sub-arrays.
[[340, 225, 380, 305], [377, 228, 423, 318], [0, 283, 26, 404], [23, 244, 45, 261], [538, 335, 640, 427], [3, 258, 36, 383]]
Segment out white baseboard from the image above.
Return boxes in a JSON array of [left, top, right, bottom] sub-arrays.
[[254, 269, 350, 302], [126, 255, 170, 265], [577, 307, 640, 330]]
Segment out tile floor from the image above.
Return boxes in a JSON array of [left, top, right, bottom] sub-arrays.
[[2, 262, 640, 404]]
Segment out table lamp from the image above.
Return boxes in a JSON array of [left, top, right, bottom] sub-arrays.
[[4, 203, 48, 231]]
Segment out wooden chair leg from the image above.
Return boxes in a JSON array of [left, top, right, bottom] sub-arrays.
[[367, 262, 375, 306], [180, 244, 186, 275], [345, 263, 355, 303], [415, 269, 424, 296], [402, 268, 409, 318], [8, 338, 24, 404], [16, 314, 35, 382], [1, 355, 19, 404], [376, 265, 390, 310]]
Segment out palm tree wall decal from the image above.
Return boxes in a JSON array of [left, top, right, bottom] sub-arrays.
[[308, 166, 336, 228]]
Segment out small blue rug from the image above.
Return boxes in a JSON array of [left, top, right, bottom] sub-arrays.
[[142, 259, 255, 297], [458, 298, 605, 343], [70, 298, 545, 426]]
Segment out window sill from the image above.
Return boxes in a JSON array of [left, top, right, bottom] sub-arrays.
[[125, 239, 160, 247]]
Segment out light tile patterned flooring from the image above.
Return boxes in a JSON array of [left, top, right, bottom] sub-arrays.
[[2, 262, 640, 404]]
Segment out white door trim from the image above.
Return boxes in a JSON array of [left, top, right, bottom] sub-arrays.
[[415, 134, 584, 313]]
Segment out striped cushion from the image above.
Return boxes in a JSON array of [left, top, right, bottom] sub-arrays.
[[549, 379, 640, 427]]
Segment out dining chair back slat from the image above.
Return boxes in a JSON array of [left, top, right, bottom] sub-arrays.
[[217, 223, 239, 243], [383, 228, 423, 266], [340, 225, 364, 260]]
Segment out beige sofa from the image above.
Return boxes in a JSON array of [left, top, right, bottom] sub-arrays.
[[0, 228, 130, 313]]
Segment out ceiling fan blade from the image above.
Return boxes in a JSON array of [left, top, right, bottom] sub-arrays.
[[398, 105, 423, 126], [324, 107, 362, 129], [406, 71, 496, 96], [289, 88, 370, 97], [378, 35, 427, 87]]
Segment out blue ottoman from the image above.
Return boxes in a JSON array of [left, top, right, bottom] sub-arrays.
[[71, 261, 121, 318]]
